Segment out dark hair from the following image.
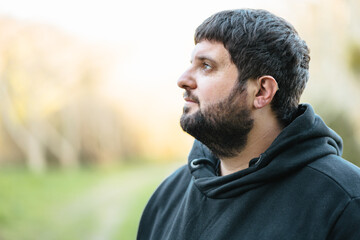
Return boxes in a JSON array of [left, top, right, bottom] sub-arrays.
[[195, 9, 310, 126]]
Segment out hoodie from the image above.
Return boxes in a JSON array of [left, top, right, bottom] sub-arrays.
[[137, 104, 360, 240]]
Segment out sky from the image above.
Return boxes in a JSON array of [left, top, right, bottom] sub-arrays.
[[0, 0, 294, 44]]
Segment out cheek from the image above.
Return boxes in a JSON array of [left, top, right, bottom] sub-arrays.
[[197, 69, 238, 105], [197, 86, 220, 108], [201, 83, 236, 104]]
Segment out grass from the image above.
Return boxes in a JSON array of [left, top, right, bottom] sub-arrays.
[[0, 162, 180, 240]]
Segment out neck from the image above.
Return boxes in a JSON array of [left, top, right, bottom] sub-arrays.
[[219, 110, 283, 176]]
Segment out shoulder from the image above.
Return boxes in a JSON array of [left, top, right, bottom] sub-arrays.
[[146, 164, 191, 206], [160, 165, 191, 190], [307, 155, 360, 198], [138, 165, 191, 239], [304, 156, 360, 239], [138, 165, 191, 230]]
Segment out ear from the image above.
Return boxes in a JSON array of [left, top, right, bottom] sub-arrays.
[[253, 75, 278, 109]]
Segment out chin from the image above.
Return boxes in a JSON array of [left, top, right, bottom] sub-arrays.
[[183, 105, 196, 114]]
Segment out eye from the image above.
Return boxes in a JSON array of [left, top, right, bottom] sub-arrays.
[[202, 62, 212, 71]]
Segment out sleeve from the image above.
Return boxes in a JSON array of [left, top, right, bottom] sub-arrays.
[[327, 197, 360, 240]]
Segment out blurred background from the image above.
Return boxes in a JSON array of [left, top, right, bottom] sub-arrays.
[[0, 0, 359, 239]]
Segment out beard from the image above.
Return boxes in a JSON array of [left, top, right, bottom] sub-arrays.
[[180, 85, 254, 158]]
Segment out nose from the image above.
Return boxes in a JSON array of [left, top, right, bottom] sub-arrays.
[[177, 67, 197, 90]]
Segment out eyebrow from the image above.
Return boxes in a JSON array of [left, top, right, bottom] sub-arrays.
[[192, 55, 217, 65]]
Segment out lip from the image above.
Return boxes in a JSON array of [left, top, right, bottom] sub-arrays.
[[184, 97, 196, 102], [184, 97, 198, 104], [183, 91, 199, 104]]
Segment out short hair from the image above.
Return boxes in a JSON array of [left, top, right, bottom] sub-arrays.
[[195, 9, 310, 126]]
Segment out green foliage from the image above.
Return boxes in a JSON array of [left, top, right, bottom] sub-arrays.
[[0, 163, 176, 240]]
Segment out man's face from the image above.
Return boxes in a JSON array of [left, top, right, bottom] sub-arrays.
[[177, 40, 254, 158], [177, 40, 239, 115]]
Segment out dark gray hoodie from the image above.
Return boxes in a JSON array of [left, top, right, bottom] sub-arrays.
[[137, 104, 360, 240]]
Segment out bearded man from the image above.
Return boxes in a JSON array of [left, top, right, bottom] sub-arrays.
[[137, 9, 360, 240]]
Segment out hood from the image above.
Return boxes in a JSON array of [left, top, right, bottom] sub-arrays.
[[187, 104, 343, 199]]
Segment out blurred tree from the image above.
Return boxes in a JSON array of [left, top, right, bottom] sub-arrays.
[[327, 114, 360, 166], [348, 41, 360, 78], [315, 103, 360, 167], [0, 17, 138, 171]]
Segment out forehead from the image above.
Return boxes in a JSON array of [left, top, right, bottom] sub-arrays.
[[191, 40, 232, 64]]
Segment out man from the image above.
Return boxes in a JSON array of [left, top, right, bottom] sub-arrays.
[[137, 9, 360, 240]]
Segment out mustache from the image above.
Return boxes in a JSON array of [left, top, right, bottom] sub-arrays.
[[183, 90, 199, 103]]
